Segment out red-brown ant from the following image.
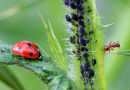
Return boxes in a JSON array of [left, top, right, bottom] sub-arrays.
[[104, 41, 120, 52]]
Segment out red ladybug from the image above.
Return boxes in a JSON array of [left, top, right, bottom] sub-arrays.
[[12, 41, 42, 60]]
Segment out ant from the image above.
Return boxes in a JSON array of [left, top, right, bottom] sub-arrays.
[[104, 41, 120, 52]]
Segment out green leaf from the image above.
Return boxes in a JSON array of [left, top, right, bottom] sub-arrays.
[[0, 66, 24, 90], [0, 0, 44, 21], [0, 43, 77, 90], [111, 50, 130, 56], [39, 13, 69, 72]]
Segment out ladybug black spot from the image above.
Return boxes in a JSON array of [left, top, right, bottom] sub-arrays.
[[17, 48, 21, 52], [27, 43, 31, 47], [30, 52, 33, 56]]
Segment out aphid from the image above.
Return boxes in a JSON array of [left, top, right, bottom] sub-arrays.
[[89, 30, 94, 35], [63, 0, 69, 6], [66, 15, 71, 22], [84, 61, 90, 71], [92, 59, 96, 65], [79, 15, 84, 19], [80, 38, 87, 46], [88, 6, 91, 12], [78, 55, 82, 60], [83, 52, 89, 58], [71, 13, 78, 21], [70, 2, 77, 9], [87, 69, 94, 78], [79, 27, 85, 34], [12, 41, 42, 60], [70, 36, 75, 44], [72, 50, 76, 55], [77, 4, 85, 11], [78, 19, 84, 25], [80, 63, 85, 75]]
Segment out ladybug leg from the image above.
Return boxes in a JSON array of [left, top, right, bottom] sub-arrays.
[[38, 52, 42, 60]]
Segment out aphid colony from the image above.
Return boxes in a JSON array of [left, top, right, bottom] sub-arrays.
[[63, 0, 96, 88]]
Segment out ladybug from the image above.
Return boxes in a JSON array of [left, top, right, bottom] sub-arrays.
[[12, 41, 42, 60]]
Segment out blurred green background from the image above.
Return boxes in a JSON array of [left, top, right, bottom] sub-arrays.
[[0, 0, 129, 90]]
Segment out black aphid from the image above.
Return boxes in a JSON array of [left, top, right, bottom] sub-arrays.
[[79, 27, 85, 34], [72, 50, 76, 54], [84, 61, 90, 71], [66, 15, 71, 22], [70, 36, 75, 44], [80, 38, 87, 46], [87, 69, 94, 78], [78, 19, 84, 25], [70, 2, 77, 9], [63, 0, 69, 6], [77, 4, 85, 11], [81, 47, 88, 52], [83, 52, 89, 58], [80, 64, 85, 75], [89, 30, 94, 35], [92, 59, 96, 65], [79, 15, 84, 19], [71, 13, 78, 21], [88, 6, 92, 12]]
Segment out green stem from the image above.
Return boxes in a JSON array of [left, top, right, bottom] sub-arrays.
[[63, 0, 107, 89]]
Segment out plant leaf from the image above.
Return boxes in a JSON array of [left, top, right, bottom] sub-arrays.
[[39, 13, 69, 72], [0, 43, 77, 90], [0, 66, 24, 90], [110, 50, 130, 56]]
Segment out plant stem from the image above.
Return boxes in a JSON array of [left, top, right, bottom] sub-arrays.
[[62, 0, 107, 89]]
